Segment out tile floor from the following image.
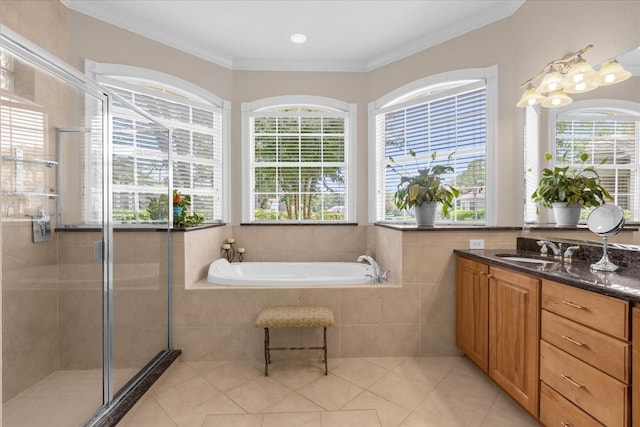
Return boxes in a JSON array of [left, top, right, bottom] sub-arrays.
[[2, 368, 139, 427], [118, 356, 540, 427]]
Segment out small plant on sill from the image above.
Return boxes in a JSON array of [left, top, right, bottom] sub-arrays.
[[173, 189, 204, 227]]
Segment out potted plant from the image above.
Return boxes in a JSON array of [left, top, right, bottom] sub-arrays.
[[389, 151, 459, 226], [173, 189, 204, 227], [531, 152, 612, 226]]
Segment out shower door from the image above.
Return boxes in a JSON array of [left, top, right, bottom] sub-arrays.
[[108, 96, 171, 398], [1, 24, 173, 427], [1, 27, 108, 427]]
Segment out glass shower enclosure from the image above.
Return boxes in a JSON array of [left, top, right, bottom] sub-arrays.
[[1, 25, 173, 427]]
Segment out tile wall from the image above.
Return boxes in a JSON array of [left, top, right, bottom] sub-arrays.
[[1, 221, 58, 401], [1, 0, 70, 402], [173, 225, 637, 364]]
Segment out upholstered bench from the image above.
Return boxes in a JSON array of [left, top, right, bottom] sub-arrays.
[[255, 305, 335, 376]]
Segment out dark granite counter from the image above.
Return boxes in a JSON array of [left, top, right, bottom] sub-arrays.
[[454, 237, 640, 303]]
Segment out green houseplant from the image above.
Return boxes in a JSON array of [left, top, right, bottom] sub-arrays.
[[173, 189, 204, 227], [390, 151, 459, 226], [531, 152, 612, 225]]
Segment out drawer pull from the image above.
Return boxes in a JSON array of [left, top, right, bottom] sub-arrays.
[[561, 374, 584, 389], [561, 300, 585, 310], [560, 422, 572, 427], [561, 335, 585, 347]]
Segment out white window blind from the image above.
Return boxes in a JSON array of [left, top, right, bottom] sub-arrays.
[[247, 105, 352, 222], [524, 106, 540, 223], [554, 108, 639, 222], [106, 83, 223, 223], [374, 82, 487, 223], [1, 101, 48, 217]]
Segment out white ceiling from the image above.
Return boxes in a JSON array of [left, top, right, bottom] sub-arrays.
[[62, 0, 525, 72]]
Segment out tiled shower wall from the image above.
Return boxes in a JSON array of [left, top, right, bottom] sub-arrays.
[[1, 222, 58, 401], [1, 0, 70, 402], [2, 227, 170, 402]]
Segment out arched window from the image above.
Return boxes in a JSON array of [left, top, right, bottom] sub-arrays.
[[87, 62, 229, 224], [369, 67, 497, 224], [242, 96, 356, 223], [549, 100, 640, 222]]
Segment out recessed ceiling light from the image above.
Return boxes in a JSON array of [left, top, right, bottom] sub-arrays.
[[290, 33, 307, 44]]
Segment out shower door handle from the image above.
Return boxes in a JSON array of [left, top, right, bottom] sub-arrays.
[[94, 240, 104, 262]]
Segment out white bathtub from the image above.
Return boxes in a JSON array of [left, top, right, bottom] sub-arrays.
[[204, 258, 374, 287]]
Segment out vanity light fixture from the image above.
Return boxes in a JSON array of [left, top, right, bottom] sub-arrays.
[[517, 44, 632, 108]]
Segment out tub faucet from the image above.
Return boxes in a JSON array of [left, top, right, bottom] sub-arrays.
[[358, 255, 386, 284]]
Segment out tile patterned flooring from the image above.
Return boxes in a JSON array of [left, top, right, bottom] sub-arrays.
[[118, 356, 540, 427], [2, 368, 138, 427]]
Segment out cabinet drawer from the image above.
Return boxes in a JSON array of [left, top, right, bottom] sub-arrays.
[[542, 280, 629, 340], [541, 309, 630, 383], [540, 340, 628, 426], [540, 382, 604, 427]]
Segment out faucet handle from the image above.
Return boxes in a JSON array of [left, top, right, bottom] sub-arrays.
[[537, 241, 548, 255], [563, 245, 581, 263], [382, 271, 390, 282]]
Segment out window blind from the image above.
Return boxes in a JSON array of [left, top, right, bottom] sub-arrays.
[[375, 85, 487, 223], [524, 106, 540, 223], [555, 110, 639, 222], [250, 108, 348, 222], [107, 84, 223, 223]]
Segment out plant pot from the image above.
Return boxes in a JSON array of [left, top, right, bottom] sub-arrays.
[[552, 202, 581, 226], [415, 202, 438, 227], [173, 206, 183, 217]]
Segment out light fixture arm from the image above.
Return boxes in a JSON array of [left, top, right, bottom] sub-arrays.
[[520, 44, 594, 88]]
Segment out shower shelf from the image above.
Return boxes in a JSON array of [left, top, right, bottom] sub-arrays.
[[2, 152, 59, 202], [2, 155, 58, 167], [3, 191, 58, 199]]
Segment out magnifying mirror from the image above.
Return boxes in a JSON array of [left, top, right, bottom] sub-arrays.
[[587, 204, 625, 271]]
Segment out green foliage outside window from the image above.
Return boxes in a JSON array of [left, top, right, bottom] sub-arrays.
[[253, 112, 347, 221]]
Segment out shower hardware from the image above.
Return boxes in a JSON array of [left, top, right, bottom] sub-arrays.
[[31, 210, 51, 242]]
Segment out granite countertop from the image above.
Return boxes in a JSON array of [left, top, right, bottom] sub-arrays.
[[454, 247, 640, 303]]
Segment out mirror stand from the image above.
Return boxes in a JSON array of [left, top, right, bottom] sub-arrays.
[[590, 235, 619, 272], [587, 204, 625, 272]]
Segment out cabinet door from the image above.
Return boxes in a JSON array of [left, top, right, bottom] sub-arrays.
[[489, 266, 540, 417], [456, 257, 489, 372], [633, 308, 640, 426]]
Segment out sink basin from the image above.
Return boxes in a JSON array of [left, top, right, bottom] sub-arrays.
[[495, 254, 555, 265], [500, 257, 554, 265]]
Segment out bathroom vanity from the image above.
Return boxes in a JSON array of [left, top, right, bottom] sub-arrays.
[[455, 237, 640, 426]]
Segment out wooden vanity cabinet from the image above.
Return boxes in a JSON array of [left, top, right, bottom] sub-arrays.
[[633, 307, 640, 426], [488, 266, 540, 417], [456, 257, 489, 372], [456, 257, 540, 417], [540, 279, 630, 426], [456, 255, 636, 425]]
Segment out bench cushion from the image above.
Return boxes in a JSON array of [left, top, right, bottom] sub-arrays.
[[256, 306, 335, 328]]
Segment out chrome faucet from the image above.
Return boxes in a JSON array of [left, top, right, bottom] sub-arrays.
[[563, 245, 580, 263], [537, 240, 562, 259], [357, 255, 388, 284], [537, 240, 580, 262]]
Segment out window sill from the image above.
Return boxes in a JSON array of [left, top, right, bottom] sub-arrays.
[[375, 222, 519, 231], [241, 222, 358, 226], [55, 222, 226, 232]]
